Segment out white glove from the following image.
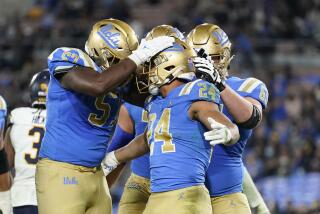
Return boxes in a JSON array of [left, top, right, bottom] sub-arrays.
[[193, 57, 222, 84], [101, 151, 120, 176], [128, 36, 175, 66], [204, 117, 232, 146]]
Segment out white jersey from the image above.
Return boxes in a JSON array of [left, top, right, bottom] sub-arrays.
[[0, 191, 13, 214], [9, 107, 46, 207]]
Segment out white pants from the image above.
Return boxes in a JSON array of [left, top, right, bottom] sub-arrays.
[[0, 190, 13, 214]]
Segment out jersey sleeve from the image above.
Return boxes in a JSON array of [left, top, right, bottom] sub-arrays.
[[0, 96, 7, 129], [179, 79, 220, 104], [236, 78, 269, 109], [47, 47, 100, 78]]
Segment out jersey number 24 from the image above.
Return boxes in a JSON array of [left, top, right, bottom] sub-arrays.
[[148, 108, 175, 155]]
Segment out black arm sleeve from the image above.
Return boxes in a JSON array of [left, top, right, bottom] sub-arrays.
[[236, 104, 262, 129]]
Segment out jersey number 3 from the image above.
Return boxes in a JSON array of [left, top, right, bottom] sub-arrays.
[[25, 126, 45, 165], [148, 108, 175, 155]]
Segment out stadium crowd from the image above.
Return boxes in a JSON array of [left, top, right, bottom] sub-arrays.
[[0, 0, 319, 213]]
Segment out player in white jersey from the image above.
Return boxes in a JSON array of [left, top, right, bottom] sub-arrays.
[[3, 70, 49, 214], [0, 95, 13, 214]]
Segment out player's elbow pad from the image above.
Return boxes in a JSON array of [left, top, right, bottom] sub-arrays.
[[236, 105, 261, 129]]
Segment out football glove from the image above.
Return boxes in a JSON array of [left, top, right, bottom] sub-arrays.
[[101, 151, 120, 176], [128, 36, 175, 66], [204, 117, 232, 146], [193, 56, 226, 91]]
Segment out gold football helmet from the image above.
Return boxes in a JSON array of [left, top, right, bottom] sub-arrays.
[[145, 24, 185, 40], [186, 23, 233, 79], [137, 38, 196, 94], [85, 18, 139, 69]]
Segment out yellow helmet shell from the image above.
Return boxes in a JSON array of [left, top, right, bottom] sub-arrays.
[[186, 23, 232, 79], [85, 18, 138, 68], [136, 38, 196, 93], [145, 24, 185, 40]]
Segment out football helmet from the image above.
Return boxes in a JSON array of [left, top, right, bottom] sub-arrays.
[[29, 69, 50, 108], [85, 18, 139, 69], [186, 23, 233, 79], [145, 24, 185, 41], [136, 38, 196, 94]]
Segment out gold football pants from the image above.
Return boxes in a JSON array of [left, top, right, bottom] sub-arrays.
[[118, 173, 151, 214], [211, 192, 251, 214], [35, 158, 112, 214], [143, 185, 212, 214]]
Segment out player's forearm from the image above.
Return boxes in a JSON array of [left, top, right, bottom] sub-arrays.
[[197, 109, 239, 143], [220, 85, 253, 123], [114, 133, 149, 163], [106, 163, 126, 188], [61, 59, 137, 97], [98, 58, 137, 94], [0, 173, 12, 191]]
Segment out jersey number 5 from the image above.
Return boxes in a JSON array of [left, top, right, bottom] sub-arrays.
[[88, 95, 111, 127], [25, 126, 45, 165], [148, 108, 175, 155]]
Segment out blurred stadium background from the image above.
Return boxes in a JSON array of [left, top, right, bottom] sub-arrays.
[[0, 0, 319, 213]]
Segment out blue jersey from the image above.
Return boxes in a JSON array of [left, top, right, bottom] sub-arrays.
[[123, 102, 150, 178], [205, 76, 269, 196], [0, 96, 7, 130], [146, 79, 220, 193], [39, 47, 122, 167]]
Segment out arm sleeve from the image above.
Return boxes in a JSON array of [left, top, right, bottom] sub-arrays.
[[107, 124, 135, 152]]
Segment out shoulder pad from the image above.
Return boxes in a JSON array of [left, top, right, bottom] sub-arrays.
[[47, 47, 100, 76], [178, 79, 220, 104], [9, 107, 39, 125], [235, 77, 269, 109]]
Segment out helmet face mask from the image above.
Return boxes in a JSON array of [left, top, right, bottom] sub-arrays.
[[85, 19, 138, 69], [136, 25, 191, 95], [136, 39, 196, 94], [29, 70, 50, 108], [186, 23, 233, 80]]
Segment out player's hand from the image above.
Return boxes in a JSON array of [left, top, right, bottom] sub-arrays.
[[128, 36, 175, 66], [101, 151, 120, 176], [193, 57, 222, 84], [204, 117, 232, 146]]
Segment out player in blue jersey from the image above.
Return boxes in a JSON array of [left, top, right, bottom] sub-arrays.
[[0, 96, 13, 214], [35, 18, 174, 214], [107, 103, 149, 214], [187, 23, 270, 214], [106, 25, 186, 214], [102, 38, 240, 214]]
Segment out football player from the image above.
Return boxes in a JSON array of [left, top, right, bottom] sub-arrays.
[[3, 70, 49, 214], [102, 38, 240, 214], [106, 25, 185, 214], [187, 23, 270, 214], [35, 18, 174, 214], [0, 95, 13, 214]]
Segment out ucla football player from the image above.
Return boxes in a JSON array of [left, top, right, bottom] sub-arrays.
[[0, 96, 13, 214], [35, 18, 174, 214], [106, 25, 186, 214], [102, 37, 240, 214], [187, 23, 269, 214]]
